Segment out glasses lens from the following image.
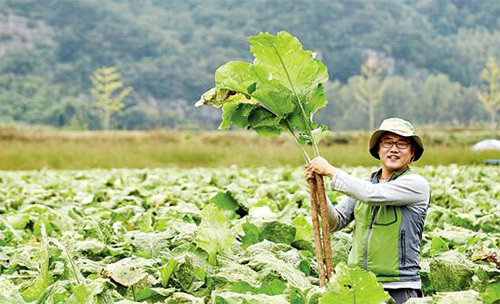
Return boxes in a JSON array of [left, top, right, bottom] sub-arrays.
[[381, 141, 393, 148], [396, 142, 409, 149]]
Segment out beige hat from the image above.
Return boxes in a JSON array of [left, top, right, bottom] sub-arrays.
[[369, 118, 424, 161]]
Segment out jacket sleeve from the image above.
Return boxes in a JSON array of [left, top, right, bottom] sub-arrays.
[[330, 169, 430, 206], [326, 195, 356, 231]]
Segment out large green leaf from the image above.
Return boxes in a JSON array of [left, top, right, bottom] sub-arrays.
[[215, 61, 258, 94], [260, 221, 296, 245], [285, 84, 328, 136], [196, 31, 330, 154], [0, 278, 25, 304], [247, 107, 284, 136], [196, 205, 234, 265], [429, 250, 484, 292], [66, 283, 98, 304], [101, 258, 149, 287], [319, 263, 390, 304], [307, 84, 328, 115], [160, 258, 178, 287], [291, 215, 312, 242], [248, 31, 328, 97], [6, 214, 30, 229], [433, 290, 483, 304], [248, 31, 328, 134], [483, 282, 500, 304], [21, 224, 53, 302], [213, 61, 289, 127], [240, 221, 261, 249], [220, 103, 258, 130], [248, 107, 282, 129], [214, 291, 288, 304], [250, 79, 296, 117], [230, 274, 286, 296]]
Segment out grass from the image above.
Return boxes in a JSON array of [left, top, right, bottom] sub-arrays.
[[0, 127, 498, 170]]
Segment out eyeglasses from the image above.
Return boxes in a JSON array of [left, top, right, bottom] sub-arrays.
[[380, 140, 411, 150]]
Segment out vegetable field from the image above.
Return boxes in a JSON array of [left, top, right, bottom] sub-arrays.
[[0, 165, 499, 303]]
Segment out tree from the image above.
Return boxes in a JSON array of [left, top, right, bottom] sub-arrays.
[[477, 57, 500, 129], [353, 55, 390, 130], [419, 74, 461, 125], [91, 66, 133, 130]]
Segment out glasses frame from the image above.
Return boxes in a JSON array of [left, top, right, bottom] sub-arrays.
[[380, 140, 412, 150]]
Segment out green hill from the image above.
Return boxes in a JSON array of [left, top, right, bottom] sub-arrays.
[[0, 0, 499, 129]]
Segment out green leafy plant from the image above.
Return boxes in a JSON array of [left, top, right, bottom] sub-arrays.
[[196, 31, 329, 162], [196, 31, 335, 285], [0, 165, 498, 302], [21, 223, 53, 302], [319, 263, 391, 304], [196, 205, 235, 265]]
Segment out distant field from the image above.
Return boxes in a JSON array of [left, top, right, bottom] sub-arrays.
[[0, 127, 498, 170]]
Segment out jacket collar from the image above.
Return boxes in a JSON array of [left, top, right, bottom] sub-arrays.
[[370, 166, 410, 183]]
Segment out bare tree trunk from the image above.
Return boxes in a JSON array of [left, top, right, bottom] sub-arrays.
[[491, 110, 497, 130], [103, 109, 110, 130], [368, 100, 374, 130]]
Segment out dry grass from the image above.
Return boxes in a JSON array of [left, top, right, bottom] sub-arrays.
[[0, 127, 498, 170]]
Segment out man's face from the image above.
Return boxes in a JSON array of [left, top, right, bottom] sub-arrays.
[[377, 132, 415, 173]]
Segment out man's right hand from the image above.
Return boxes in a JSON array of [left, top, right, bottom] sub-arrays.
[[305, 165, 315, 181]]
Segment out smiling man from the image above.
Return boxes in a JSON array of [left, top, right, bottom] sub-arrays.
[[306, 118, 430, 304]]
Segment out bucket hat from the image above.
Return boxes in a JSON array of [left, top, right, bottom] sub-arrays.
[[369, 118, 424, 161]]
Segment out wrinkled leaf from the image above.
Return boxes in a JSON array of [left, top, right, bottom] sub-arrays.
[[101, 258, 148, 287], [319, 263, 390, 304], [196, 205, 234, 265]]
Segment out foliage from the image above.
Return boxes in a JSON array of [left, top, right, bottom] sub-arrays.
[[197, 31, 329, 160], [1, 0, 500, 129], [0, 165, 498, 302], [196, 205, 235, 265], [353, 55, 390, 130], [477, 57, 500, 129], [91, 66, 133, 130], [319, 263, 390, 304]]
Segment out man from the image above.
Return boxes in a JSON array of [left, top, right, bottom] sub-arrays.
[[305, 118, 430, 304]]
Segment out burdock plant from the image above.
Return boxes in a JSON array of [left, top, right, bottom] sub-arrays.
[[196, 31, 334, 286]]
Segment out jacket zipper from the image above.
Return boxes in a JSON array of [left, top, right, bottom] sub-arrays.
[[364, 206, 379, 270], [401, 230, 406, 266]]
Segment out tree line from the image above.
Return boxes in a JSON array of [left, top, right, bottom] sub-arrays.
[[0, 0, 499, 130]]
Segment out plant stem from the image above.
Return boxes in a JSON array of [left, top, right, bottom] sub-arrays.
[[91, 219, 106, 243], [52, 238, 83, 284], [284, 120, 311, 162], [63, 245, 83, 284]]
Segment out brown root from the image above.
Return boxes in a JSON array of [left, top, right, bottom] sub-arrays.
[[308, 177, 326, 287], [315, 173, 334, 279]]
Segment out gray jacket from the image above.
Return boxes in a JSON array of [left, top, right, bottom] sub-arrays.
[[327, 168, 430, 289]]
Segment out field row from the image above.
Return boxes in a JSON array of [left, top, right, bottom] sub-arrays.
[[0, 165, 498, 303]]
